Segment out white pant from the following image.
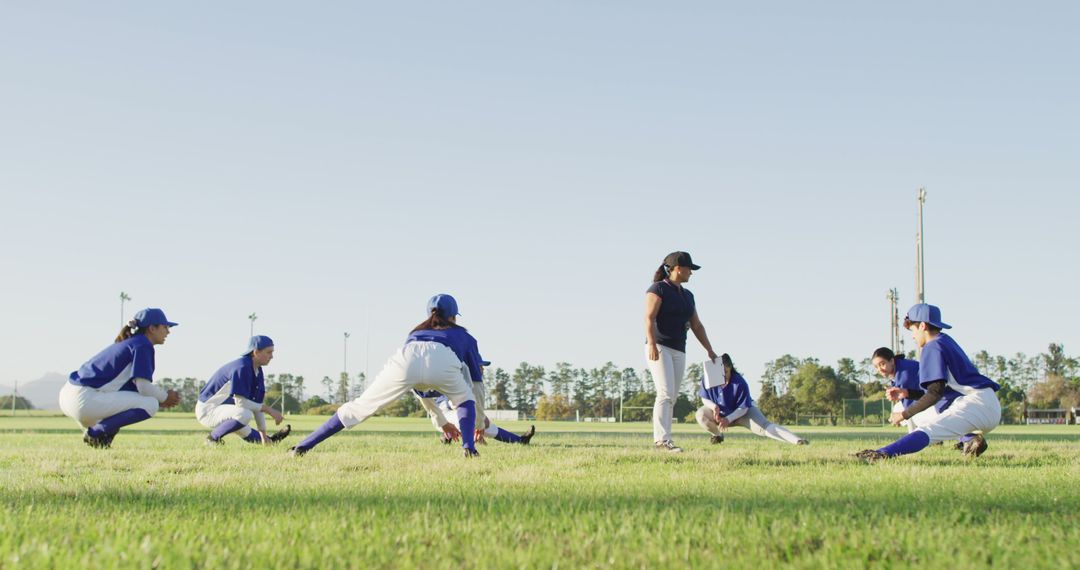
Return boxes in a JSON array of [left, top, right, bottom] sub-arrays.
[[695, 405, 804, 445], [195, 401, 255, 438], [891, 401, 941, 433], [916, 388, 1001, 443], [419, 382, 499, 436], [58, 382, 159, 429], [336, 342, 475, 428], [646, 344, 686, 443]]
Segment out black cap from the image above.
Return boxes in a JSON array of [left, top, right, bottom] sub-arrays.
[[663, 251, 700, 270]]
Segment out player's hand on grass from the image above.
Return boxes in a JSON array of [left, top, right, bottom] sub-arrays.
[[259, 431, 271, 445], [161, 390, 181, 409], [647, 344, 660, 361], [888, 412, 905, 427], [441, 423, 461, 442], [885, 387, 907, 402], [475, 429, 487, 445]]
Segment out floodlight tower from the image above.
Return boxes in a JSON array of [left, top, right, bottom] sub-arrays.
[[119, 292, 132, 327], [248, 313, 258, 337], [887, 288, 903, 354], [343, 332, 351, 374]]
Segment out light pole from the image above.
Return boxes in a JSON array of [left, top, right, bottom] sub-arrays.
[[119, 292, 131, 327], [248, 313, 257, 337], [887, 288, 902, 354], [915, 187, 927, 304], [343, 332, 350, 374]]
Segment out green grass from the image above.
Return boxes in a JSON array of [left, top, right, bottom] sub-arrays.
[[2, 413, 1079, 569]]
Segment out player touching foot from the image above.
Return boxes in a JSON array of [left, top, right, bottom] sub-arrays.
[[196, 336, 289, 446]]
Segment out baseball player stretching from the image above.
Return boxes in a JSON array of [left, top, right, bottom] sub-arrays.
[[857, 304, 1001, 462], [290, 294, 481, 457], [871, 347, 941, 432], [59, 308, 182, 448], [645, 251, 719, 453], [197, 335, 291, 446], [695, 354, 808, 446], [414, 360, 536, 446]]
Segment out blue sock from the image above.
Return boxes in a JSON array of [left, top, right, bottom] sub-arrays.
[[494, 427, 521, 444], [88, 409, 151, 437], [242, 430, 263, 444], [296, 414, 345, 451], [210, 419, 247, 441], [878, 431, 931, 457], [456, 401, 476, 450], [959, 433, 977, 444]]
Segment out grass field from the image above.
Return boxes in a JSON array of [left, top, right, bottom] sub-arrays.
[[2, 413, 1079, 569]]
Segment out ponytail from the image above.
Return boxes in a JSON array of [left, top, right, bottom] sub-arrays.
[[115, 319, 145, 343], [652, 263, 670, 283], [411, 310, 466, 333], [721, 353, 739, 377]]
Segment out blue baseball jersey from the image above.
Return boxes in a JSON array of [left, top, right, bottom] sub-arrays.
[[69, 335, 156, 393], [919, 333, 1000, 412], [698, 373, 754, 417], [646, 280, 696, 352], [890, 358, 922, 408], [198, 355, 266, 405], [406, 327, 484, 387]]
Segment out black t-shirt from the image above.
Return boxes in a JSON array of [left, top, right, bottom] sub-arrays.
[[646, 280, 696, 352]]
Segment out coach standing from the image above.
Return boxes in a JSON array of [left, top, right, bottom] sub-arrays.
[[645, 251, 718, 453]]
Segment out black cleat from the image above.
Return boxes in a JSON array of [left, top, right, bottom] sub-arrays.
[[962, 434, 988, 458], [796, 439, 810, 446], [953, 441, 965, 451], [440, 434, 453, 445], [463, 447, 479, 458], [710, 434, 725, 445], [519, 425, 536, 445], [83, 429, 111, 449], [205, 434, 224, 447], [269, 424, 292, 443], [287, 446, 308, 457], [854, 449, 889, 464]]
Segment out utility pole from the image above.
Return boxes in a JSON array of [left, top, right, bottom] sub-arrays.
[[10, 381, 15, 417], [915, 187, 927, 304], [119, 292, 131, 327], [248, 313, 257, 338], [887, 288, 903, 354]]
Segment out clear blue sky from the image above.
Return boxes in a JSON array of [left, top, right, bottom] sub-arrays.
[[2, 2, 1077, 397]]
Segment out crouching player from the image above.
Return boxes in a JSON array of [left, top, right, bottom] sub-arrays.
[[415, 360, 535, 446], [856, 304, 1001, 463], [695, 354, 808, 446], [60, 308, 182, 448], [197, 335, 291, 446], [872, 347, 940, 432]]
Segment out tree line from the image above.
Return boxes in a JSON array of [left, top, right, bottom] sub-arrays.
[[149, 343, 1079, 424]]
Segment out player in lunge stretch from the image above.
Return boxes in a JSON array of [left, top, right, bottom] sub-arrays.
[[59, 308, 182, 448], [695, 353, 808, 446], [197, 335, 291, 446], [645, 251, 718, 453], [415, 360, 535, 446], [289, 294, 481, 457], [856, 304, 1001, 463]]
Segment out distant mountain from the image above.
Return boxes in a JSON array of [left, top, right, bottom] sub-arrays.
[[0, 372, 67, 410]]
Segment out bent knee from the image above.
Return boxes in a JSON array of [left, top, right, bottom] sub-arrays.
[[234, 409, 254, 424], [140, 398, 160, 416]]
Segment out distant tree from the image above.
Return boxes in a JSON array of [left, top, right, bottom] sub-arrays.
[[756, 381, 796, 424], [321, 376, 334, 402], [762, 355, 803, 394], [336, 372, 350, 404], [264, 384, 302, 414], [488, 367, 512, 409], [547, 362, 576, 398], [1043, 343, 1078, 379], [349, 372, 366, 400], [621, 392, 654, 421], [0, 395, 34, 410], [788, 361, 857, 418], [377, 394, 422, 417], [1028, 375, 1080, 409], [535, 394, 575, 421], [621, 367, 645, 396], [510, 362, 545, 415], [682, 362, 704, 399], [300, 395, 329, 413], [158, 377, 201, 413]]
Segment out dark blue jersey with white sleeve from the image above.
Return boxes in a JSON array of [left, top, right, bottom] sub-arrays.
[[698, 373, 754, 417], [68, 335, 156, 393], [406, 327, 485, 388], [646, 280, 696, 352], [198, 355, 266, 406], [891, 358, 922, 408], [918, 333, 1000, 412]]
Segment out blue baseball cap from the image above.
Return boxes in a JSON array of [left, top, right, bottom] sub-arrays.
[[244, 335, 274, 355], [905, 303, 952, 330], [133, 308, 178, 328], [480, 360, 491, 367], [427, 294, 460, 319]]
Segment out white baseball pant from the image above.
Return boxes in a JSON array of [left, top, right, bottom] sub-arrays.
[[915, 388, 1001, 443], [695, 405, 804, 445], [58, 382, 159, 428], [646, 344, 686, 444], [336, 341, 475, 428], [195, 401, 255, 438]]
